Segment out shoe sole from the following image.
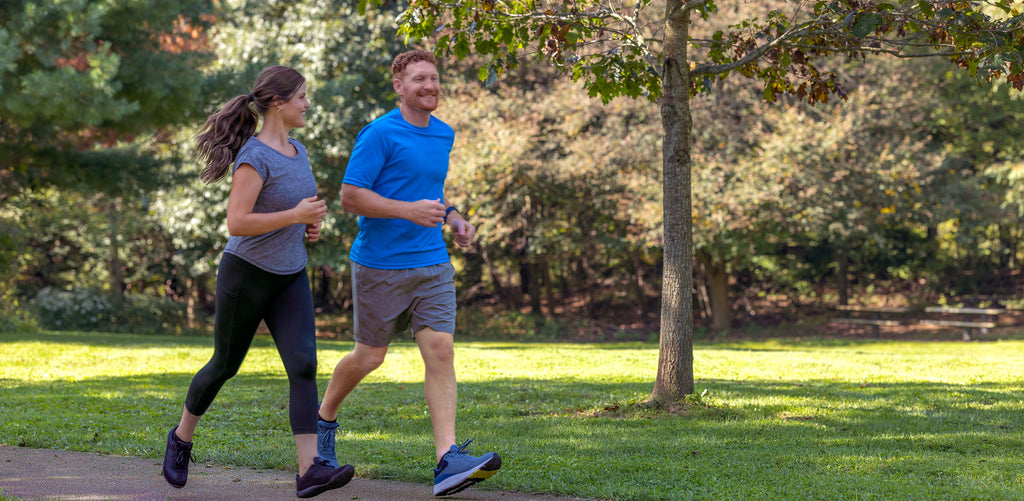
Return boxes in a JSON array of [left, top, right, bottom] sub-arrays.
[[296, 464, 355, 498], [162, 466, 186, 489], [434, 455, 501, 497]]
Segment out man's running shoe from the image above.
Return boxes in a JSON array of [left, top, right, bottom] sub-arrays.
[[432, 439, 501, 497]]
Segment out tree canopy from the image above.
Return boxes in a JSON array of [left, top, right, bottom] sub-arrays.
[[0, 0, 216, 197], [386, 0, 1024, 402]]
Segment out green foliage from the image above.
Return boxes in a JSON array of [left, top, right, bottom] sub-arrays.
[[0, 0, 216, 196], [33, 288, 189, 335], [444, 74, 662, 305], [5, 0, 1024, 349], [456, 307, 598, 341], [33, 288, 113, 331], [0, 295, 37, 334], [2, 331, 1024, 499], [391, 0, 1024, 104], [204, 0, 409, 270], [389, 0, 1024, 402], [12, 188, 178, 300]]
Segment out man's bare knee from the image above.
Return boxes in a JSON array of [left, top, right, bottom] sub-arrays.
[[348, 343, 388, 374], [416, 328, 454, 366]]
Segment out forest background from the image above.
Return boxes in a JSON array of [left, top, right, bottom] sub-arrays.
[[3, 0, 1024, 341]]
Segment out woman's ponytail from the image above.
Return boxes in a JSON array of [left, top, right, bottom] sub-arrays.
[[194, 66, 305, 183], [195, 94, 259, 183]]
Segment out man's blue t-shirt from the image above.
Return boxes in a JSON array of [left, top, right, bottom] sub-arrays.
[[344, 109, 454, 269]]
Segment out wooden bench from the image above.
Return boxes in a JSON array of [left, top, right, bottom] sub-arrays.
[[831, 305, 910, 337], [919, 307, 1004, 341]]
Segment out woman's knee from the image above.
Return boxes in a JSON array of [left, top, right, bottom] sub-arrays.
[[203, 357, 243, 384], [286, 351, 318, 382]]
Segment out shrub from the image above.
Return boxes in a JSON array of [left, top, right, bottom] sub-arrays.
[[113, 293, 191, 335], [34, 287, 112, 331], [33, 288, 190, 334], [0, 297, 38, 333]]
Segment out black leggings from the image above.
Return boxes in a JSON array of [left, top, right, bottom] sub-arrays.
[[184, 253, 318, 435]]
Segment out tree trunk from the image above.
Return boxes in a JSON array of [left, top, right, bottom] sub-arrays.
[[632, 257, 648, 318], [540, 258, 553, 316], [185, 277, 196, 330], [836, 246, 849, 306], [694, 258, 712, 321], [526, 259, 541, 314], [483, 248, 506, 301], [699, 251, 730, 331], [107, 207, 125, 306], [651, 0, 695, 403]]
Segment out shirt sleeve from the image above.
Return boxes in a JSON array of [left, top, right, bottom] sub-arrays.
[[234, 143, 269, 182], [342, 125, 387, 189]]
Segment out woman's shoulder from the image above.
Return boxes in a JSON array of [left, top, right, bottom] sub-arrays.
[[236, 136, 262, 157], [287, 137, 307, 152]]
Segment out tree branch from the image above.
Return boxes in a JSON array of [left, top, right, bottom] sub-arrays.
[[688, 17, 826, 77], [680, 0, 710, 16]]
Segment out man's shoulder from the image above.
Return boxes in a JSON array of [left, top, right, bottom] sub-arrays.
[[363, 109, 402, 130], [429, 115, 454, 135], [354, 110, 401, 144]]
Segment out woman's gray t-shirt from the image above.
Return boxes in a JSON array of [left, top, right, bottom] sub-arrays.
[[223, 136, 317, 275]]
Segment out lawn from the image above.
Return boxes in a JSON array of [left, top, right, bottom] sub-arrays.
[[1, 330, 1023, 500]]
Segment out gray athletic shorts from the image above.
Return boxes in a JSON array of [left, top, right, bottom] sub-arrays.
[[351, 261, 457, 347]]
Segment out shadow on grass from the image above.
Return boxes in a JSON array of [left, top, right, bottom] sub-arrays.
[[3, 331, 1023, 499]]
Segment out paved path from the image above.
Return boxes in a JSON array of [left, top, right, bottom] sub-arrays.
[[0, 446, 589, 501]]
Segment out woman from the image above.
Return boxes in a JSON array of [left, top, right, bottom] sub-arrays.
[[162, 66, 354, 499]]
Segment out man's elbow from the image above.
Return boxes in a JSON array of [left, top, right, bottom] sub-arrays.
[[340, 197, 356, 214], [339, 186, 359, 214]]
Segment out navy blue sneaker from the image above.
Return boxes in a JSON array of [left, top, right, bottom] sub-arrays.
[[317, 418, 340, 467], [161, 425, 194, 488], [432, 439, 501, 497], [295, 457, 354, 498]]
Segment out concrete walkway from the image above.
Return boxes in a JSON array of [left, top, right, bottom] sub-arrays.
[[0, 446, 590, 501]]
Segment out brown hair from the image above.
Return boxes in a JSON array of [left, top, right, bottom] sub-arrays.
[[195, 66, 305, 183], [391, 50, 438, 80]]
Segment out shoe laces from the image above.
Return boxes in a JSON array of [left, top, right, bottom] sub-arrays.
[[450, 438, 475, 457], [175, 446, 195, 467], [318, 430, 334, 451]]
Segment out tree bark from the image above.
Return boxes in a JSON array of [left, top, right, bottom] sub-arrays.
[[651, 0, 695, 402], [699, 251, 730, 331], [836, 246, 849, 306], [540, 258, 553, 316], [107, 207, 125, 306], [526, 259, 541, 314]]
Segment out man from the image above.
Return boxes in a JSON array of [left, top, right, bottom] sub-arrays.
[[317, 49, 501, 497]]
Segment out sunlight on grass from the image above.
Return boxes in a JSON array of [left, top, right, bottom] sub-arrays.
[[2, 331, 1023, 500]]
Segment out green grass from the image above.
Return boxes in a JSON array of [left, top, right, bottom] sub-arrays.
[[2, 331, 1023, 500]]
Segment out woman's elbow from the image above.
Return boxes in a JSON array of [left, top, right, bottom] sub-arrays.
[[226, 217, 247, 236]]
